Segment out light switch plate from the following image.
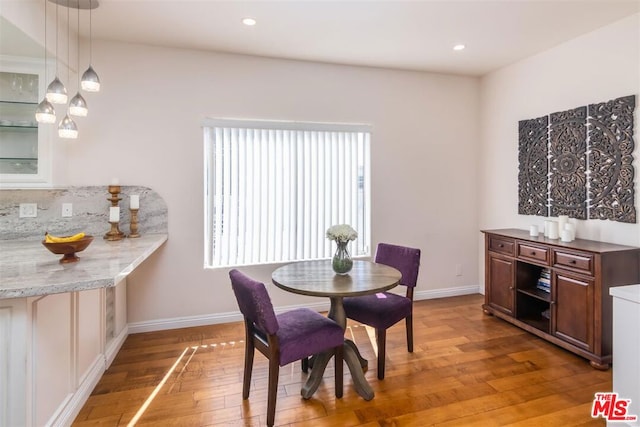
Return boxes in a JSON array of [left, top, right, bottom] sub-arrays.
[[19, 203, 37, 218], [62, 203, 73, 217]]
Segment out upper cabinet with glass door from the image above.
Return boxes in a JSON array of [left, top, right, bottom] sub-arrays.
[[0, 70, 39, 175], [1, 18, 52, 187]]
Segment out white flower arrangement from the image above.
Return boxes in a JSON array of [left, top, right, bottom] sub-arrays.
[[326, 224, 358, 243]]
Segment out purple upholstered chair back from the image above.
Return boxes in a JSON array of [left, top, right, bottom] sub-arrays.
[[375, 243, 421, 288], [229, 269, 279, 335]]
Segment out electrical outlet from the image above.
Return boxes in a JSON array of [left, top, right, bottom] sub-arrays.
[[62, 203, 73, 217], [19, 203, 37, 218], [455, 264, 463, 277]]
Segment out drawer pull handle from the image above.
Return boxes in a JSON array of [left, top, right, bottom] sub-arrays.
[[498, 244, 504, 248], [531, 251, 536, 256], [569, 260, 577, 264]]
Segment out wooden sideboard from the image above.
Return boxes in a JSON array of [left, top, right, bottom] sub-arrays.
[[482, 228, 640, 369]]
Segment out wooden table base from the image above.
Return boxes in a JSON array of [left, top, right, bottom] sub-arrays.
[[300, 297, 374, 400], [301, 338, 374, 401]]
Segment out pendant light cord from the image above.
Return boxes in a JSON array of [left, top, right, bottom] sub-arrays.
[[43, 0, 47, 82], [55, 2, 58, 77], [77, 5, 80, 88], [89, 0, 93, 64], [67, 4, 70, 87]]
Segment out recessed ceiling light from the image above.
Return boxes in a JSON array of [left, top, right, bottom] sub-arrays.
[[453, 44, 466, 51], [242, 17, 257, 26]]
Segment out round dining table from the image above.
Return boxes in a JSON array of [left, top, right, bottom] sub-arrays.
[[272, 259, 401, 400]]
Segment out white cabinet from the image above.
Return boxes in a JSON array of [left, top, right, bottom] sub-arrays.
[[0, 282, 128, 427]]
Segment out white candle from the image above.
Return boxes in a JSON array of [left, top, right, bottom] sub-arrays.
[[529, 225, 539, 236], [561, 229, 572, 242], [130, 195, 139, 209], [548, 221, 559, 239], [558, 215, 569, 234], [111, 177, 119, 185], [109, 206, 120, 222], [564, 223, 575, 241]]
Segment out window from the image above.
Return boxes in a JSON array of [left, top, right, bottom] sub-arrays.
[[204, 119, 371, 268]]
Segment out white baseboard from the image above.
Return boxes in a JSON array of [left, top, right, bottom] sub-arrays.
[[128, 301, 331, 334], [414, 284, 480, 301], [128, 285, 480, 334], [51, 355, 105, 427]]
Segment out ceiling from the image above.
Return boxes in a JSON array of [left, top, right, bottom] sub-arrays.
[[6, 0, 640, 76]]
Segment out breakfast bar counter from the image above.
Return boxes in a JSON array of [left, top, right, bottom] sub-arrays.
[[0, 233, 168, 299], [0, 233, 168, 427]]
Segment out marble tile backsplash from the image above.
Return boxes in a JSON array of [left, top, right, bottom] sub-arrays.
[[0, 186, 168, 240]]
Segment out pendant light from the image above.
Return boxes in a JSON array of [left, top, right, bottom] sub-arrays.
[[36, 0, 56, 124], [59, 4, 77, 139], [58, 114, 78, 139], [81, 0, 100, 92], [46, 1, 68, 104], [69, 6, 87, 117]]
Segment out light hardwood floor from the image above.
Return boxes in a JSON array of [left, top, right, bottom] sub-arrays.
[[73, 294, 609, 426]]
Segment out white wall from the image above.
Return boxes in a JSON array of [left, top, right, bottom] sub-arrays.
[[44, 42, 480, 325], [479, 14, 640, 282]]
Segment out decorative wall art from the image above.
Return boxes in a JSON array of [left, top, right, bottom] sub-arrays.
[[518, 116, 549, 216], [517, 94, 636, 223], [549, 106, 587, 219], [588, 95, 636, 223]]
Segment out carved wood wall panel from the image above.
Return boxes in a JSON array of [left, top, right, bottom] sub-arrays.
[[549, 107, 587, 219], [588, 95, 636, 223], [518, 116, 549, 216], [517, 95, 636, 223]]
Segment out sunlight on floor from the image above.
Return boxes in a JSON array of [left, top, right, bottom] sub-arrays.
[[125, 325, 377, 425], [347, 324, 378, 356], [126, 339, 243, 426]]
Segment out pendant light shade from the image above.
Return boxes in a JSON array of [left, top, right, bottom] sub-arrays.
[[58, 114, 78, 139], [69, 92, 88, 117], [46, 76, 68, 104], [80, 65, 100, 92], [35, 98, 57, 124]]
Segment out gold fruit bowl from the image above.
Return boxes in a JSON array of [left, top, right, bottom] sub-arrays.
[[42, 235, 94, 263]]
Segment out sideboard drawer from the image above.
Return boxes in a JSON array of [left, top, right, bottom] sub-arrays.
[[488, 236, 515, 256], [554, 250, 594, 275], [517, 242, 550, 264]]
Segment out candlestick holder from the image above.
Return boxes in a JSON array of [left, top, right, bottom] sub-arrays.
[[107, 185, 122, 207], [104, 185, 125, 240], [128, 208, 140, 238], [104, 221, 124, 241]]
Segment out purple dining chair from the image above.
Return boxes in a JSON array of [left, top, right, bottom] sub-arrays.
[[229, 269, 344, 427], [343, 243, 421, 379]]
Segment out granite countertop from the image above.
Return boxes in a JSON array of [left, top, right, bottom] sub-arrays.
[[610, 284, 640, 304], [0, 234, 168, 299]]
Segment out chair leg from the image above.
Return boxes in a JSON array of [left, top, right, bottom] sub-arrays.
[[376, 329, 386, 380], [301, 357, 309, 373], [266, 358, 280, 427], [334, 345, 343, 398], [406, 314, 414, 353], [242, 338, 255, 399]]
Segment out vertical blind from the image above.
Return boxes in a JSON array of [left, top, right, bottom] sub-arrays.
[[204, 119, 371, 268]]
